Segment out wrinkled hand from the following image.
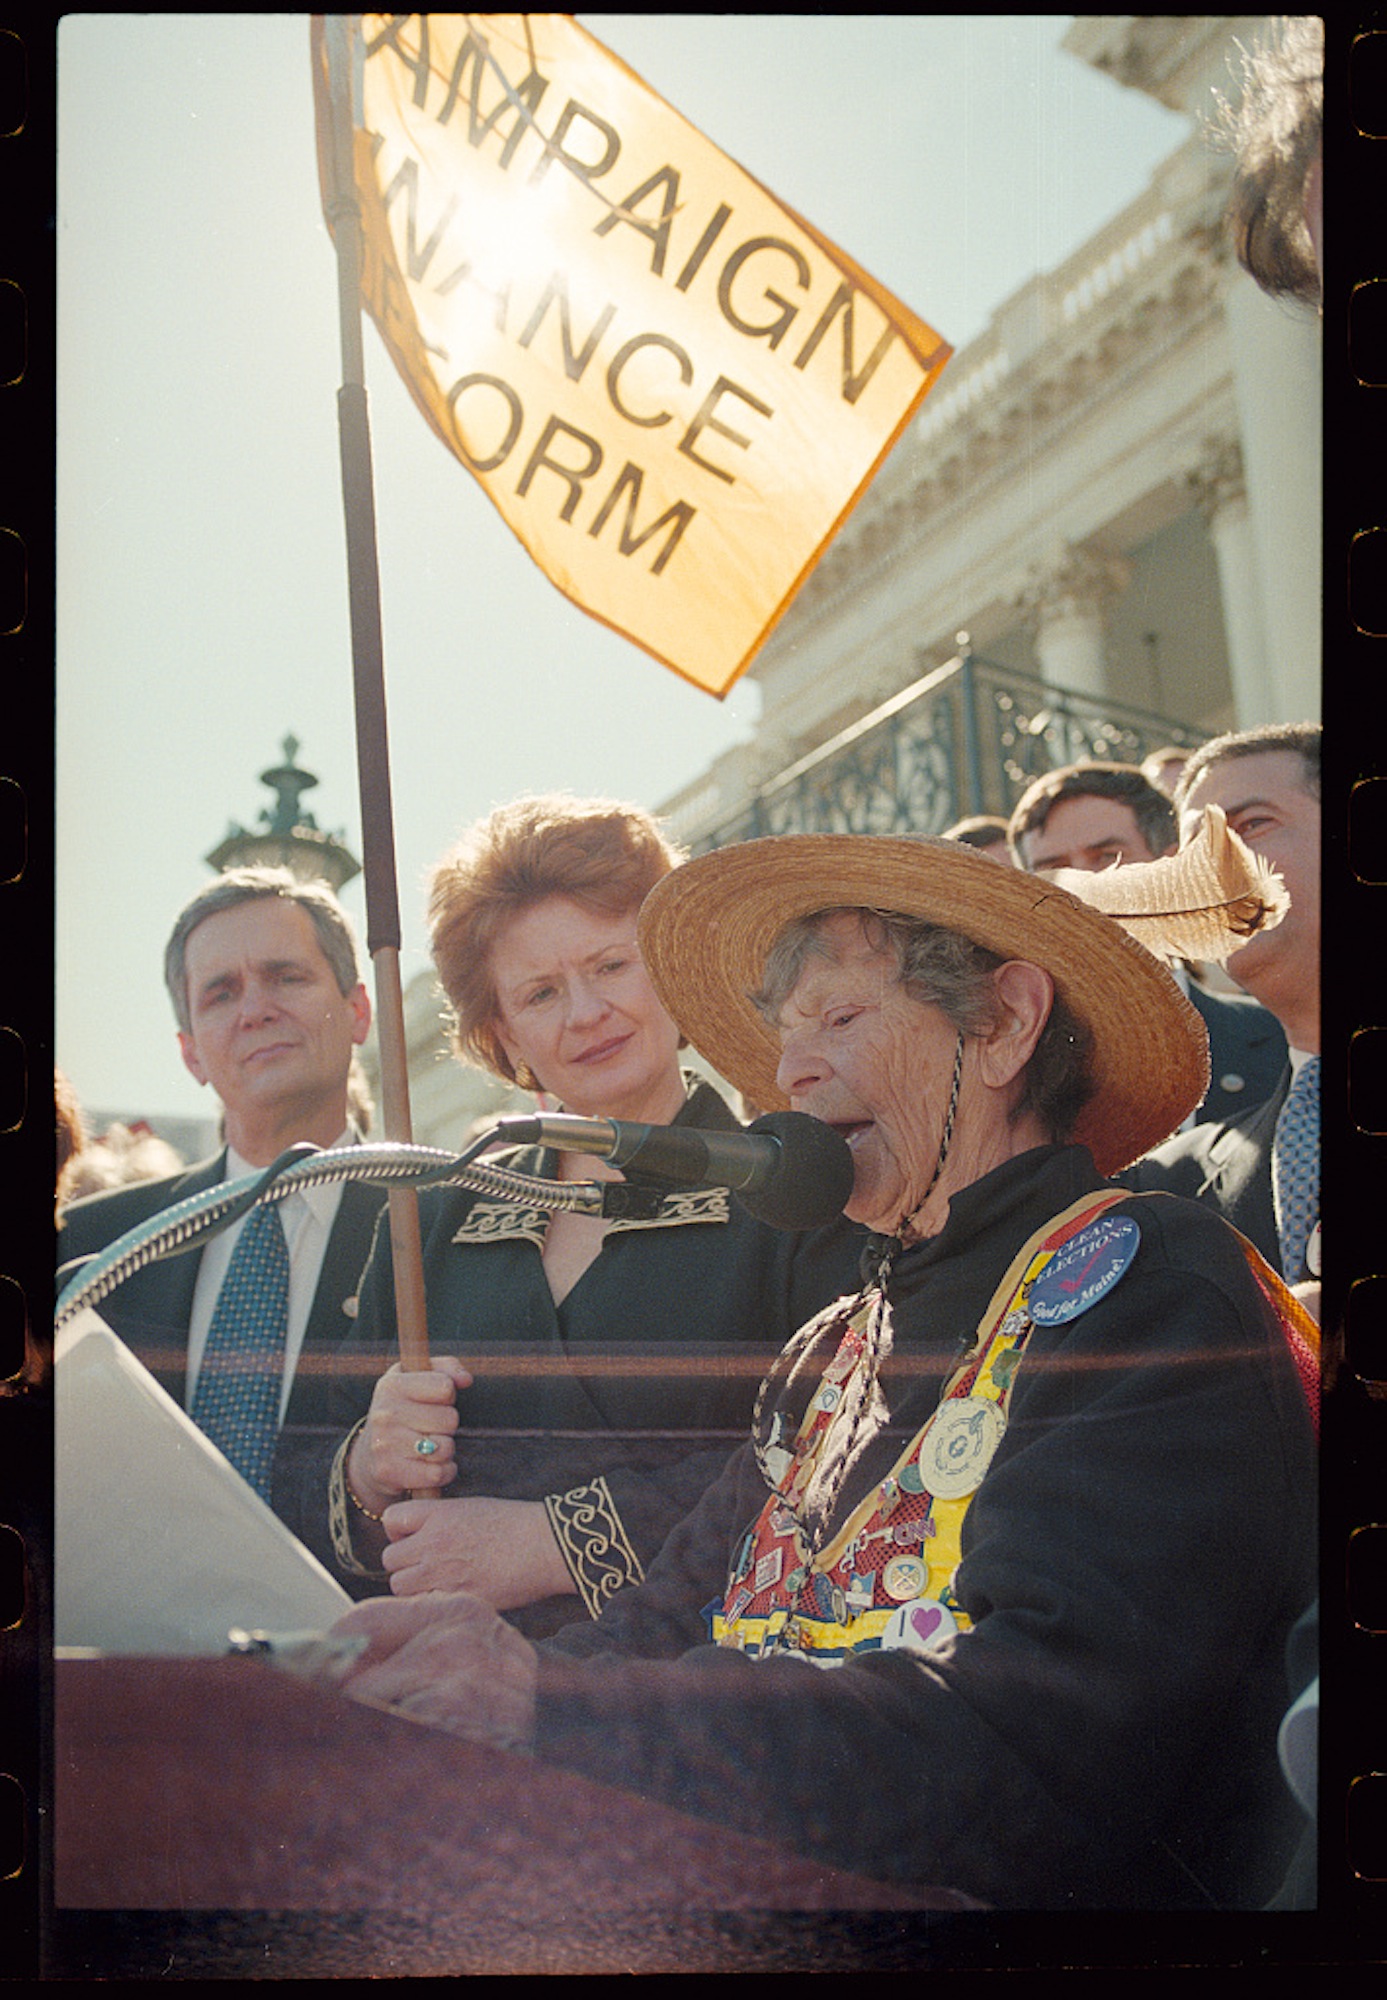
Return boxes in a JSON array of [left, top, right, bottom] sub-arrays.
[[381, 1496, 577, 1610], [327, 1590, 538, 1752], [347, 1357, 473, 1515]]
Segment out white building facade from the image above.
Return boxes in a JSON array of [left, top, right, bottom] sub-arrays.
[[659, 16, 1321, 852]]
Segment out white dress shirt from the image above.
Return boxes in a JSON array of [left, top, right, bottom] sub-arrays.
[[185, 1129, 354, 1423]]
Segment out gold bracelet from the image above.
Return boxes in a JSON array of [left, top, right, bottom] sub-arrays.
[[342, 1417, 386, 1522], [328, 1422, 387, 1579]]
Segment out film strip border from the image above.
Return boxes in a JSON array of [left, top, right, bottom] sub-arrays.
[[0, 5, 51, 1985], [0, 10, 1382, 1977], [1331, 9, 1387, 1934]]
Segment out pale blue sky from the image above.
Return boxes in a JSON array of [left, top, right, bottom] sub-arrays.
[[56, 14, 1192, 1127]]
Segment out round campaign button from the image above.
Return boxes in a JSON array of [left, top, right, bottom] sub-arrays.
[[881, 1553, 928, 1601], [1027, 1215, 1140, 1326], [879, 1597, 958, 1657], [917, 1396, 1005, 1499]]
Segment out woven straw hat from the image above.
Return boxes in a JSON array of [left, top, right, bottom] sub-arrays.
[[637, 833, 1214, 1178]]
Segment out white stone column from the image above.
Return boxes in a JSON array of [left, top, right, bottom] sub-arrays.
[[1220, 273, 1323, 722], [1018, 545, 1131, 698], [1188, 437, 1272, 727]]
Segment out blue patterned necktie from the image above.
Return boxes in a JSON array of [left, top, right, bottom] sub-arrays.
[[1273, 1056, 1320, 1283], [189, 1200, 290, 1503]]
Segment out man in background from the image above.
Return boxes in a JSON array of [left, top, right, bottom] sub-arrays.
[[59, 867, 386, 1517], [1119, 725, 1321, 1297], [941, 813, 1013, 862], [1009, 761, 1287, 1125]]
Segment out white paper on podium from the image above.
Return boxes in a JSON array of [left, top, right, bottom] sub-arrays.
[[55, 1308, 352, 1656]]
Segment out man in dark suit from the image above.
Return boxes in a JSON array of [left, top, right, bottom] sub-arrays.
[[58, 867, 387, 1518], [1117, 724, 1322, 1298], [1122, 1070, 1284, 1269], [1008, 760, 1287, 1125]]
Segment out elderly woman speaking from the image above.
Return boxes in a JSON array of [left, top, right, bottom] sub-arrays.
[[318, 832, 1317, 1912]]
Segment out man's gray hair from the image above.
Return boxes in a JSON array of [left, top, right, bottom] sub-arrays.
[[164, 867, 362, 1032], [1174, 721, 1321, 816], [752, 908, 1094, 1143]]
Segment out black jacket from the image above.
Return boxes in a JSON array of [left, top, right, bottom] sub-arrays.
[[1118, 1064, 1288, 1272], [534, 1144, 1316, 1910], [1186, 979, 1286, 1124], [281, 1079, 866, 1623]]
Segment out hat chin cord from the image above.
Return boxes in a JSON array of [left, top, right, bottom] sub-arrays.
[[774, 1029, 968, 1557], [895, 1032, 966, 1245]]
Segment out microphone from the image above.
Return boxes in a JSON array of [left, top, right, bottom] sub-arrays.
[[492, 1109, 855, 1231]]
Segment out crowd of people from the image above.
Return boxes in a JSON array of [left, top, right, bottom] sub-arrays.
[[54, 16, 1325, 1917]]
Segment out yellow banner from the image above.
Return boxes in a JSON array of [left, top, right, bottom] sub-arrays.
[[315, 15, 951, 697]]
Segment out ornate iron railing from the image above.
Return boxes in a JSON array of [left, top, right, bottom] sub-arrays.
[[690, 653, 1205, 853]]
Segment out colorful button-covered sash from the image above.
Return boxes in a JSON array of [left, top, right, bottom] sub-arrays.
[[710, 1191, 1134, 1665]]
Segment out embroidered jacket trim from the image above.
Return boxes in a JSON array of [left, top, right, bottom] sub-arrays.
[[545, 1475, 646, 1618], [451, 1182, 731, 1251]]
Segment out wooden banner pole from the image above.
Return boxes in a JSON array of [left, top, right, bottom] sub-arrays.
[[322, 15, 430, 1376]]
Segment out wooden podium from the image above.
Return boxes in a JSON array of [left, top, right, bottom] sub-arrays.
[[51, 1655, 976, 1975]]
